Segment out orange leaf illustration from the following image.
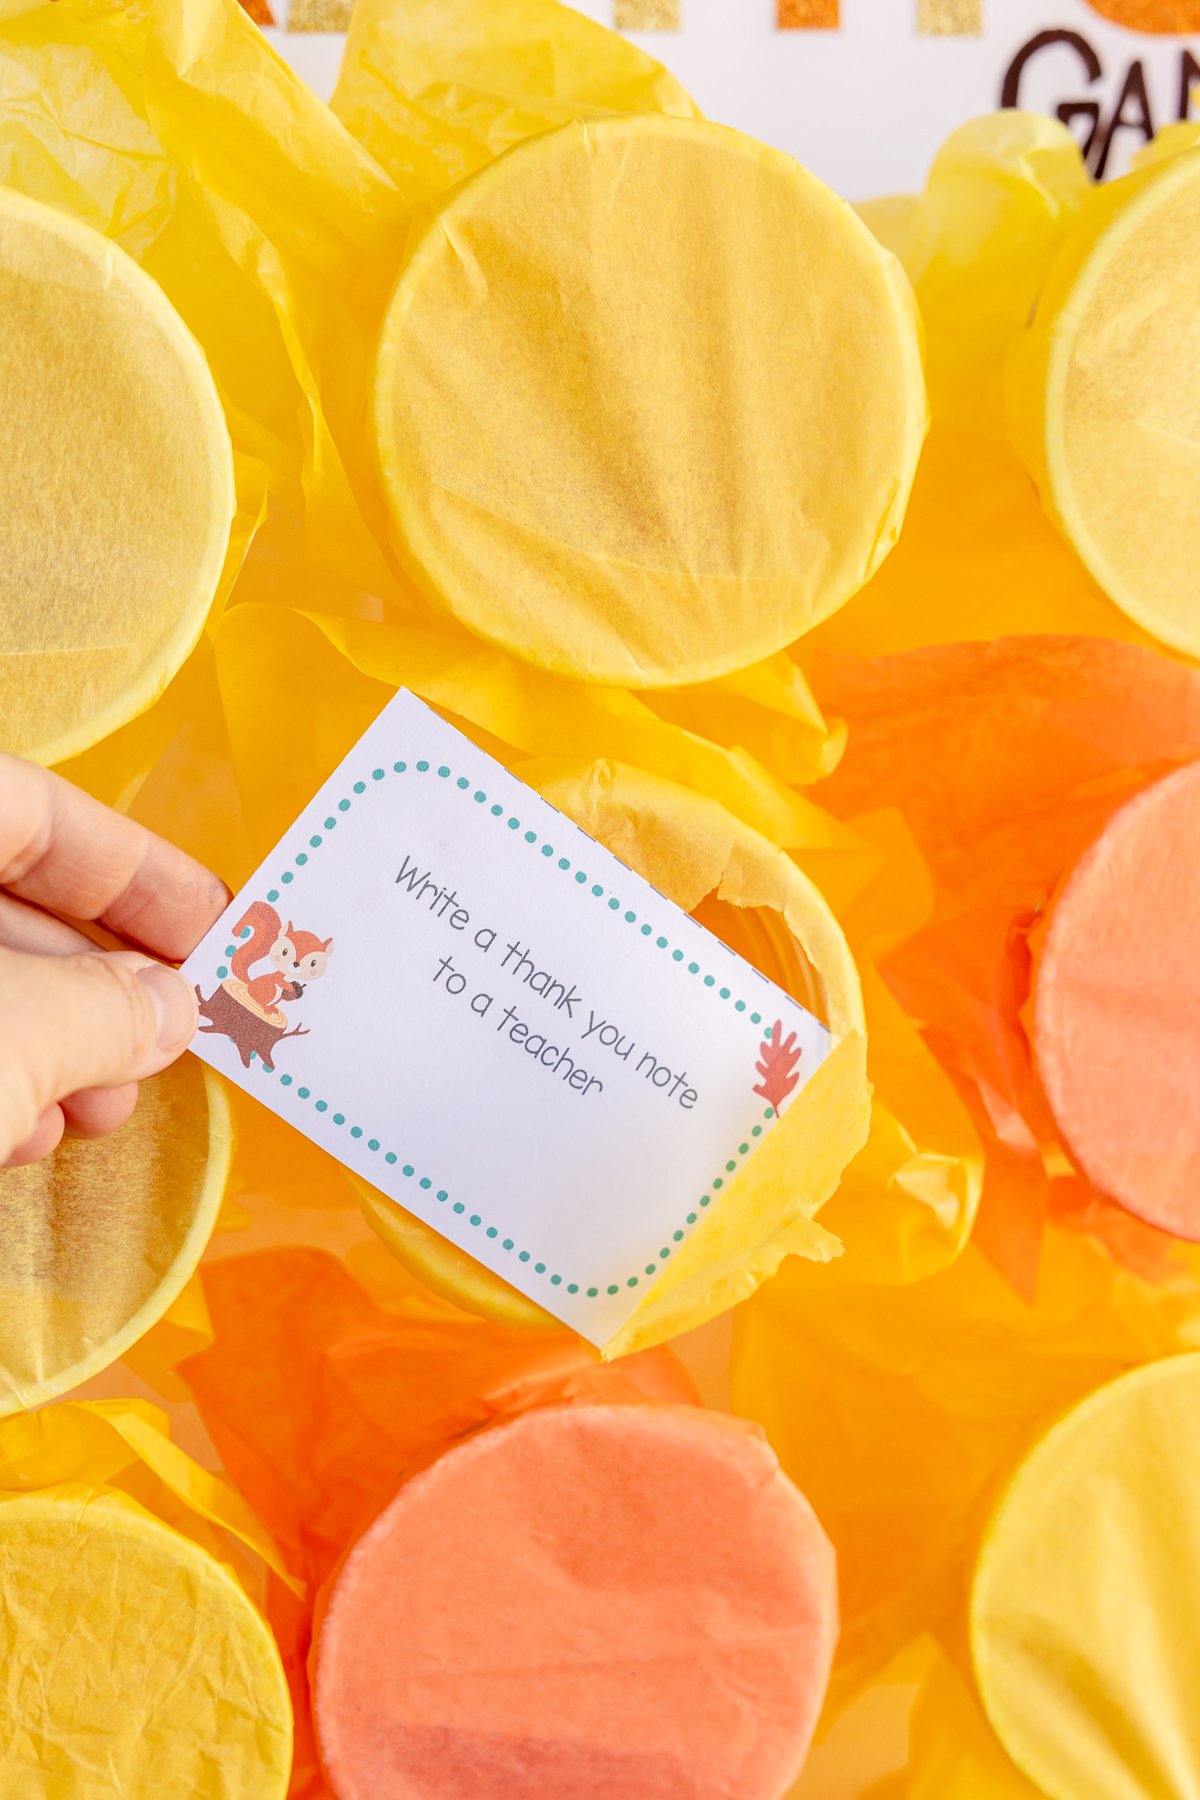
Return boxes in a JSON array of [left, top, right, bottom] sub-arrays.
[[753, 1020, 803, 1115]]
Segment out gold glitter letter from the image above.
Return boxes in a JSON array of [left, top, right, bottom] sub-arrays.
[[615, 0, 681, 28], [287, 0, 353, 30], [917, 0, 983, 33]]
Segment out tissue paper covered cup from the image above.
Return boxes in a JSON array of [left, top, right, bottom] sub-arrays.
[[1033, 760, 1200, 1238], [971, 1353, 1200, 1800], [358, 762, 868, 1353], [374, 114, 926, 689], [731, 1224, 1200, 1712], [0, 1485, 290, 1798], [0, 1058, 231, 1414], [0, 186, 235, 765], [311, 1402, 837, 1800], [1007, 149, 1200, 657]]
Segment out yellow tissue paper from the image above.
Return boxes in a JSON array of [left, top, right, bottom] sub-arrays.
[[805, 421, 1156, 661], [0, 0, 410, 638], [972, 1354, 1200, 1800], [0, 1059, 231, 1416], [861, 113, 1088, 441], [332, 0, 699, 201], [0, 186, 234, 766], [374, 114, 927, 688], [732, 1228, 1200, 1711], [212, 603, 843, 865], [0, 1398, 292, 1799], [119, 1271, 216, 1403], [360, 758, 869, 1353], [645, 653, 845, 791], [841, 118, 1174, 662], [898, 1650, 1043, 1800], [52, 638, 239, 859], [141, 0, 410, 597], [1133, 121, 1200, 173], [1007, 146, 1200, 659], [0, 0, 264, 615], [804, 805, 983, 1287]]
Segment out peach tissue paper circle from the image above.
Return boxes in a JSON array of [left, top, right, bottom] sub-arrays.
[[1034, 760, 1200, 1239], [312, 1403, 838, 1800]]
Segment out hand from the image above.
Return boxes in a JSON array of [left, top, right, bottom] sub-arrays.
[[0, 754, 230, 1167]]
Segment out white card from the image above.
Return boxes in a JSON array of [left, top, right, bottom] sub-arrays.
[[182, 692, 831, 1346]]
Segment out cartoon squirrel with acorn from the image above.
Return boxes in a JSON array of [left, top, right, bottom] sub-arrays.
[[231, 900, 334, 1010]]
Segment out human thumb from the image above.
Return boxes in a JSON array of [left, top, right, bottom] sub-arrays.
[[0, 946, 197, 1161]]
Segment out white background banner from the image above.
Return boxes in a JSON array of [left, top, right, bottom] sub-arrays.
[[274, 0, 1200, 201]]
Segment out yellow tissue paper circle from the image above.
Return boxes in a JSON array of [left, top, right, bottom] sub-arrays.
[[361, 761, 868, 1352], [971, 1353, 1200, 1800], [0, 1059, 231, 1415], [0, 1486, 291, 1799], [1007, 150, 1200, 658], [375, 114, 926, 689], [0, 186, 235, 766]]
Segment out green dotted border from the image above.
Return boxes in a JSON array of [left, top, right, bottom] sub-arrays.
[[215, 757, 781, 1305]]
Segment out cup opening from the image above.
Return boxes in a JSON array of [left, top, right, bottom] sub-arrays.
[[690, 896, 829, 1029]]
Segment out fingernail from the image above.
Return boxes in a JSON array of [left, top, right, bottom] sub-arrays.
[[137, 962, 197, 1051]]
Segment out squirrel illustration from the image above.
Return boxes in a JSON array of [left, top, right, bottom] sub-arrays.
[[231, 900, 334, 1012]]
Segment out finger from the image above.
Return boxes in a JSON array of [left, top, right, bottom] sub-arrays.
[[0, 754, 230, 961], [0, 905, 154, 1107], [4, 1104, 65, 1167], [60, 1083, 139, 1139], [0, 892, 97, 956], [0, 947, 197, 1162]]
